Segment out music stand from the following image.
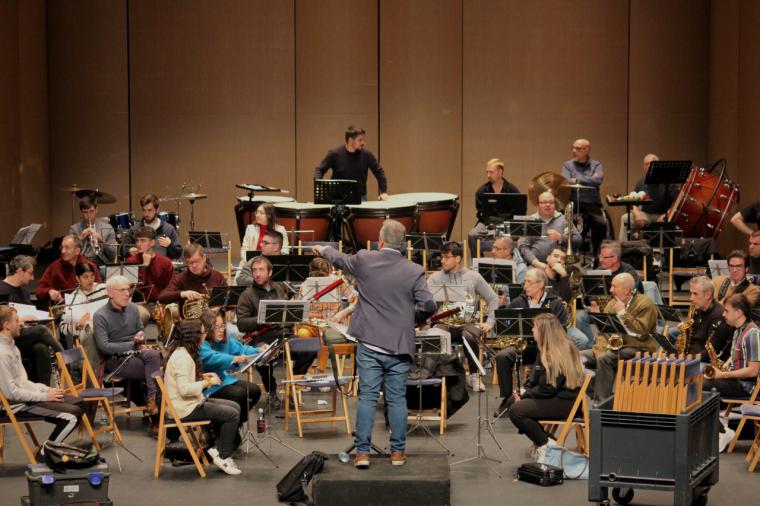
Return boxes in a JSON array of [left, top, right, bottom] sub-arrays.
[[188, 231, 226, 254], [641, 223, 682, 250], [476, 193, 527, 225], [105, 263, 140, 284], [656, 304, 685, 323], [494, 308, 550, 337], [645, 160, 692, 185], [245, 250, 263, 261], [474, 258, 515, 284], [314, 179, 361, 243], [406, 233, 446, 252], [588, 313, 629, 336], [581, 274, 611, 307], [208, 285, 246, 311], [429, 284, 469, 305], [708, 259, 729, 277], [497, 219, 543, 238], [269, 255, 313, 284]]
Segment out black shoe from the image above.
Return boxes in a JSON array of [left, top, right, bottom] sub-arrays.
[[268, 393, 282, 410], [493, 398, 510, 419]]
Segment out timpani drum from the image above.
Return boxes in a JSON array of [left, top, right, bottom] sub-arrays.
[[274, 202, 333, 243], [667, 163, 739, 239], [346, 201, 416, 249], [390, 192, 459, 239], [234, 195, 295, 242]]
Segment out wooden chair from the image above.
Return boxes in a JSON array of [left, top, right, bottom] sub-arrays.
[[539, 371, 593, 455], [407, 376, 448, 435], [726, 379, 760, 454], [283, 338, 351, 438], [56, 345, 124, 450], [316, 342, 357, 396], [0, 390, 45, 464], [153, 375, 210, 478], [729, 404, 760, 471]]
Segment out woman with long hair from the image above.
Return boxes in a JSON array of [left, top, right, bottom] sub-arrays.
[[199, 310, 263, 425], [507, 313, 585, 462], [164, 319, 242, 475], [239, 203, 290, 259]]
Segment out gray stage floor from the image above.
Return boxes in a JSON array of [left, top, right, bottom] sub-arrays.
[[1, 375, 758, 506]]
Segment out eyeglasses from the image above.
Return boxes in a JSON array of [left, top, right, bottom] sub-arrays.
[[112, 287, 131, 293], [441, 254, 457, 260]]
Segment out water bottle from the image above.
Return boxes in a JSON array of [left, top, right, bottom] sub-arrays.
[[256, 408, 266, 433]]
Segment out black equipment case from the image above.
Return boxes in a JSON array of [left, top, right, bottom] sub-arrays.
[[516, 462, 564, 486]]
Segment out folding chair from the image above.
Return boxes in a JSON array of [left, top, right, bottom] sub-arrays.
[[316, 342, 357, 395], [56, 345, 124, 450], [153, 375, 210, 478], [407, 376, 448, 435], [727, 379, 760, 454], [721, 378, 760, 419], [731, 404, 760, 471], [0, 391, 45, 464], [539, 371, 593, 455], [283, 337, 351, 437]]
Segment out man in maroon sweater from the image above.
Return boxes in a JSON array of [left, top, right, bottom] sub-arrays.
[[126, 227, 174, 325], [158, 243, 227, 314], [36, 235, 102, 304]]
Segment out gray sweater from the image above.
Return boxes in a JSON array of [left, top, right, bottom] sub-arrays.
[[426, 268, 500, 326], [93, 302, 144, 356], [0, 334, 49, 412]]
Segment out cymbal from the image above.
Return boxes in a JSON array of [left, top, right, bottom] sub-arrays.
[[71, 188, 117, 204], [528, 172, 571, 208], [564, 182, 595, 190], [62, 185, 88, 193], [161, 193, 208, 202]]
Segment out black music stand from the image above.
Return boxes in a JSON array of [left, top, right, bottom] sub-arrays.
[[189, 231, 225, 253], [505, 284, 524, 303], [494, 308, 550, 337], [208, 286, 246, 311], [645, 160, 692, 186], [269, 255, 312, 284], [245, 250, 263, 261], [474, 259, 515, 284], [406, 233, 446, 252], [656, 304, 686, 323], [641, 223, 682, 250], [476, 193, 527, 225], [314, 179, 361, 243], [104, 262, 141, 284], [497, 219, 543, 238]]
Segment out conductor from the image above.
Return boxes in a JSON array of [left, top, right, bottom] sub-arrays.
[[313, 220, 436, 468]]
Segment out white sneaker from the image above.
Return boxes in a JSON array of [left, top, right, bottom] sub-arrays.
[[211, 452, 243, 475], [467, 374, 485, 392], [718, 427, 736, 453], [533, 443, 548, 463], [207, 447, 219, 460]]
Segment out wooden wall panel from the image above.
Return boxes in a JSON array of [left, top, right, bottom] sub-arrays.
[[129, 0, 295, 251], [295, 0, 378, 202], [47, 0, 129, 236], [463, 0, 629, 240], [380, 0, 462, 236]]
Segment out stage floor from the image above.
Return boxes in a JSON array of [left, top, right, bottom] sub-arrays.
[[1, 376, 758, 506]]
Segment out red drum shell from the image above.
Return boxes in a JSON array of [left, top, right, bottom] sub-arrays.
[[390, 192, 459, 239], [346, 201, 416, 248], [274, 202, 333, 243], [670, 167, 739, 238]]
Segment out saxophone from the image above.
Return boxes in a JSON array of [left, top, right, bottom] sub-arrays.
[[704, 321, 725, 378], [675, 304, 696, 356]]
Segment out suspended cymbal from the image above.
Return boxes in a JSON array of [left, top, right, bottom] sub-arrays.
[[564, 182, 595, 190], [528, 172, 571, 208], [61, 185, 89, 193], [161, 193, 208, 202], [72, 189, 117, 204]]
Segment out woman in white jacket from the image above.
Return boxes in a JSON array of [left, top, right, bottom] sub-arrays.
[[236, 203, 289, 284]]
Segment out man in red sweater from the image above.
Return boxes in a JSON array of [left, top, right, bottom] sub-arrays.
[[158, 243, 227, 314], [36, 235, 101, 304], [126, 227, 174, 325]]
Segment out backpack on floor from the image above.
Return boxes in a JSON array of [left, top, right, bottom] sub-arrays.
[[276, 450, 328, 505]]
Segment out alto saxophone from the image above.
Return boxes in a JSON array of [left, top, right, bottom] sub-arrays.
[[675, 304, 696, 356], [704, 321, 725, 379]]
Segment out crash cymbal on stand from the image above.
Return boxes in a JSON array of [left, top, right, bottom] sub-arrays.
[[564, 182, 595, 190], [160, 193, 208, 202], [73, 189, 117, 204], [528, 172, 570, 209]]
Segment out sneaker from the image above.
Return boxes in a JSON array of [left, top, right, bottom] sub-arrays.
[[718, 427, 736, 453], [207, 447, 220, 460], [212, 453, 242, 476], [533, 443, 548, 464], [354, 453, 370, 469], [390, 451, 406, 466], [493, 397, 510, 419]]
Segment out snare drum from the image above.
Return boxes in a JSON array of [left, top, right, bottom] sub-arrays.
[[346, 201, 416, 249], [274, 202, 333, 243], [391, 192, 459, 238], [159, 211, 180, 230], [234, 195, 295, 242], [109, 212, 134, 231]]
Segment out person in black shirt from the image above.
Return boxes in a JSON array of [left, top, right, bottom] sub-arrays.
[[314, 125, 388, 201], [748, 231, 760, 280], [467, 158, 520, 255], [0, 255, 63, 384], [686, 276, 732, 362], [731, 201, 760, 237], [619, 153, 679, 240]]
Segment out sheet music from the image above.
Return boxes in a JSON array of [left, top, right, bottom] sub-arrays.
[[11, 224, 41, 245], [63, 293, 109, 323], [105, 264, 140, 283], [584, 269, 612, 276], [473, 257, 516, 283], [327, 321, 356, 342], [9, 302, 50, 321], [708, 259, 729, 277]]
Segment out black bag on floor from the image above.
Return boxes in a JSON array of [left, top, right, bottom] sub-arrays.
[[276, 451, 328, 504], [42, 440, 101, 473], [516, 462, 564, 486]]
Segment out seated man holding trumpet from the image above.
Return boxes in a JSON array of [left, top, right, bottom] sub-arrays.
[[580, 272, 657, 402]]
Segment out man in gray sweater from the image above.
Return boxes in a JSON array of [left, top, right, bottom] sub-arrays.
[[427, 242, 499, 392], [0, 306, 82, 444]]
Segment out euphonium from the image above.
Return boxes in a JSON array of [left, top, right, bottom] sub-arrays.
[[675, 304, 696, 356]]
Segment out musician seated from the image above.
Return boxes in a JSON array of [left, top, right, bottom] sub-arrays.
[[493, 268, 581, 417], [490, 236, 527, 283], [0, 306, 83, 445], [1, 255, 63, 384], [703, 293, 760, 451], [164, 319, 242, 475], [580, 273, 657, 402], [199, 310, 263, 427], [467, 159, 520, 256], [712, 250, 760, 307], [69, 195, 117, 266], [234, 229, 284, 286], [618, 154, 678, 241], [126, 226, 174, 325], [58, 263, 107, 371], [297, 257, 357, 344], [427, 242, 499, 392], [236, 256, 317, 409], [35, 235, 102, 304], [749, 231, 760, 281], [517, 191, 581, 269], [125, 193, 182, 260], [93, 275, 161, 417], [236, 203, 289, 281], [674, 276, 732, 361], [505, 314, 585, 463], [158, 243, 228, 314]]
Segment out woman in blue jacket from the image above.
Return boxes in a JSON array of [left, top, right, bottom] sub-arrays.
[[200, 310, 263, 425]]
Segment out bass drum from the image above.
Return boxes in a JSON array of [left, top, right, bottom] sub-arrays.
[[346, 201, 416, 249], [274, 202, 333, 243], [234, 195, 294, 243], [390, 192, 459, 239], [668, 161, 739, 239]]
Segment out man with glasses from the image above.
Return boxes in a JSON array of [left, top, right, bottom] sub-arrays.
[[234, 230, 283, 286], [518, 191, 581, 270], [712, 250, 760, 307], [36, 235, 102, 304], [93, 275, 161, 416], [490, 235, 527, 284], [158, 243, 228, 314]]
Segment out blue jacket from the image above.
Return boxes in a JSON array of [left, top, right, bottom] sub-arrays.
[[199, 337, 260, 396]]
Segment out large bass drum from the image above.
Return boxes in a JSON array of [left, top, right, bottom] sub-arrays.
[[667, 160, 739, 239], [346, 201, 416, 249], [389, 192, 459, 239]]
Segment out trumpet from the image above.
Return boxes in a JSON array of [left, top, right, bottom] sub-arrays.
[[89, 220, 101, 256]]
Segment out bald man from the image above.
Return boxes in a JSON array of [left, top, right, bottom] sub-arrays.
[[619, 154, 679, 241], [468, 158, 520, 256], [561, 138, 607, 255], [581, 273, 658, 401]]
